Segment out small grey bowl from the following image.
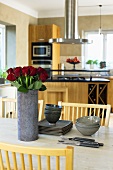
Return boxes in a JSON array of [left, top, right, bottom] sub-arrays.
[[76, 116, 100, 126], [44, 104, 62, 125], [75, 123, 100, 136], [75, 116, 100, 136], [76, 121, 100, 128], [45, 104, 62, 111]]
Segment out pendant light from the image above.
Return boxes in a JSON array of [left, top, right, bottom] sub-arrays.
[[99, 5, 102, 35]]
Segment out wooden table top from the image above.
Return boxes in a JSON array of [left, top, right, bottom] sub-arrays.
[[0, 118, 113, 170]]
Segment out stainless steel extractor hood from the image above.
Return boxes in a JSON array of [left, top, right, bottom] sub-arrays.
[[49, 0, 92, 44]]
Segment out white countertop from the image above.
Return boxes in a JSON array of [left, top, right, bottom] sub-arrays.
[[0, 118, 113, 170], [0, 83, 11, 87]]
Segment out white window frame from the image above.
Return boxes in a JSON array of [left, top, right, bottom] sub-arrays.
[[0, 24, 6, 69], [82, 30, 113, 69]]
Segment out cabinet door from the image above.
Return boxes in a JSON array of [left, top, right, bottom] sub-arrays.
[[88, 83, 107, 104], [52, 24, 60, 38], [98, 84, 107, 104], [88, 84, 97, 104], [29, 25, 38, 42], [37, 25, 48, 41], [37, 25, 60, 41]]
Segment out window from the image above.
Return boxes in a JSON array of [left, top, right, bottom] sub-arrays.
[[82, 30, 113, 69], [0, 24, 5, 69]]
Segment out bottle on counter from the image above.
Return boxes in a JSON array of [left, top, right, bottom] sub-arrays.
[[58, 63, 65, 75]]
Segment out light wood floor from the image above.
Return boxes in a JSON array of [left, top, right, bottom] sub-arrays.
[[109, 114, 113, 127]]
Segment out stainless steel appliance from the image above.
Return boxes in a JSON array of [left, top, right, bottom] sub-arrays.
[[32, 42, 52, 60], [31, 42, 52, 78], [49, 0, 92, 44]]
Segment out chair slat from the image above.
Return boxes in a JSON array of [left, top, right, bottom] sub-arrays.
[[58, 101, 111, 126], [0, 150, 4, 170], [12, 152, 18, 170], [20, 153, 25, 170], [37, 155, 41, 170], [46, 156, 50, 170], [56, 156, 60, 170], [28, 154, 33, 170], [85, 107, 87, 116], [5, 151, 10, 170], [72, 107, 75, 123], [38, 100, 44, 121]]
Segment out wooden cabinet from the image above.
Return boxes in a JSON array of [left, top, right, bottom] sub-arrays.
[[38, 82, 88, 105], [38, 82, 109, 107], [28, 24, 60, 70], [88, 83, 107, 104], [107, 78, 113, 112], [29, 24, 60, 42]]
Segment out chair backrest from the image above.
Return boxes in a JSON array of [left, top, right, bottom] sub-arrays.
[[0, 98, 44, 120], [38, 100, 45, 121], [58, 101, 111, 126], [0, 98, 17, 118], [0, 142, 74, 170]]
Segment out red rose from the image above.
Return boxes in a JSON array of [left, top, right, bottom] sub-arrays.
[[22, 66, 30, 76], [7, 68, 14, 74], [37, 67, 45, 73], [7, 73, 17, 81], [39, 72, 48, 82], [14, 67, 22, 77], [29, 66, 37, 76]]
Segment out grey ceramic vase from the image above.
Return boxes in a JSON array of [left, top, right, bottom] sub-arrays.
[[44, 104, 62, 125], [17, 90, 38, 141]]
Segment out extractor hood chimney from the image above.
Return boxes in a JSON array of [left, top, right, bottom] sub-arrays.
[[49, 0, 92, 44]]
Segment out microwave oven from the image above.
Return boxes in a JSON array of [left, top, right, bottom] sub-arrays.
[[32, 42, 52, 60]]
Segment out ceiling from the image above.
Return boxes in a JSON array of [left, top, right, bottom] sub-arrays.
[[1, 0, 113, 18]]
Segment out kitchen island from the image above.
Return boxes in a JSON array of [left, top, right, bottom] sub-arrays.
[[39, 69, 111, 109]]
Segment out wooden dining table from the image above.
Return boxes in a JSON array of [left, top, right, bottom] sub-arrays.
[[0, 118, 113, 170]]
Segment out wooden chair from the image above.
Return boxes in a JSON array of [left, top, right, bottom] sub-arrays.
[[58, 101, 111, 126], [0, 98, 44, 120], [38, 99, 45, 121], [0, 142, 74, 170], [0, 98, 17, 118], [45, 87, 68, 104]]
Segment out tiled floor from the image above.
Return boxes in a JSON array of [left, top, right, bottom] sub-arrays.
[[109, 113, 113, 127]]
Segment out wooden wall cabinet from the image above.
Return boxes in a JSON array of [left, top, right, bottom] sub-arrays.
[[28, 24, 60, 70]]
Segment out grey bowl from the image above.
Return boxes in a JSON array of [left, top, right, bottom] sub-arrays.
[[75, 123, 100, 136], [44, 109, 61, 125], [76, 121, 100, 128], [76, 116, 100, 126], [45, 104, 62, 111]]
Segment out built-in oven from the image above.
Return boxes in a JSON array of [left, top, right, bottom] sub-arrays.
[[32, 42, 52, 60], [32, 60, 52, 79], [31, 42, 52, 79]]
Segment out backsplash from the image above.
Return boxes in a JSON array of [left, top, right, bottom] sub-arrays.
[[60, 56, 110, 76], [60, 56, 82, 70]]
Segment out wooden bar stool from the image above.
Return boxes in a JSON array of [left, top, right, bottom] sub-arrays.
[[45, 86, 68, 104]]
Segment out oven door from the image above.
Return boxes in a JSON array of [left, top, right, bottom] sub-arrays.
[[32, 60, 52, 79]]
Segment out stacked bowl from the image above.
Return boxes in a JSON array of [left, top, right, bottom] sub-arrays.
[[44, 104, 62, 125], [75, 116, 100, 136]]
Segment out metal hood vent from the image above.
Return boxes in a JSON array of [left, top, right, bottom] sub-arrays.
[[49, 0, 92, 44]]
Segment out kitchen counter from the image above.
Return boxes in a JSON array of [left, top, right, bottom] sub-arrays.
[[47, 69, 110, 82], [47, 74, 110, 82], [47, 77, 110, 82]]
